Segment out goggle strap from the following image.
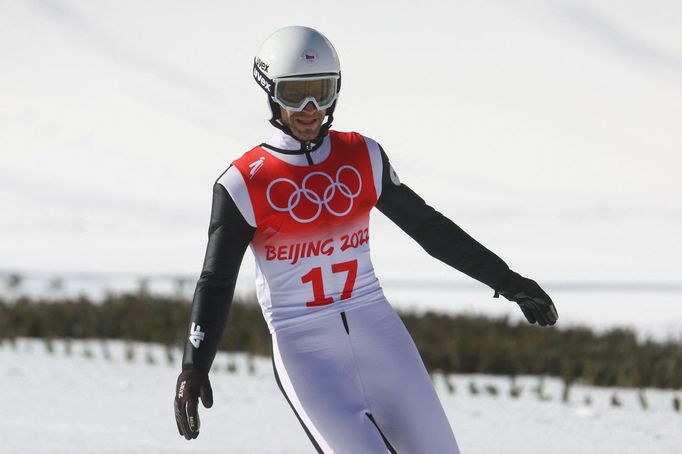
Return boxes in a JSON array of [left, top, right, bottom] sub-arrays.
[[253, 61, 275, 95]]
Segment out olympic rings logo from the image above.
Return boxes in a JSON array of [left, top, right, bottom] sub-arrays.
[[266, 166, 362, 223]]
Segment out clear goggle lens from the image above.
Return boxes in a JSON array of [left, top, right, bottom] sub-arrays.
[[274, 76, 339, 111]]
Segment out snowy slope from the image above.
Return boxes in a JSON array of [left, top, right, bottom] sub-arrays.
[[1, 0, 681, 335], [2, 339, 681, 454]]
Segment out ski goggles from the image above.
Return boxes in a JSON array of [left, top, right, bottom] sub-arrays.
[[273, 76, 340, 112]]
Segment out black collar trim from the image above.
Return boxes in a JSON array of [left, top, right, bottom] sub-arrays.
[[260, 139, 324, 155]]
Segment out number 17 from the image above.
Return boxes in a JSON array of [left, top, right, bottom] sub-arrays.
[[301, 259, 358, 307]]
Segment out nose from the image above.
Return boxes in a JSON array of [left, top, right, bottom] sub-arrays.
[[302, 101, 317, 113]]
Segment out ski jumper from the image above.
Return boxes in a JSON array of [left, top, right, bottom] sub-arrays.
[[182, 128, 514, 453]]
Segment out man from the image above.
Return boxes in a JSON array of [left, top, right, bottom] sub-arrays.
[[174, 26, 558, 453]]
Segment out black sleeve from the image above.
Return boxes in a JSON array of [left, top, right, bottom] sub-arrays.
[[181, 178, 256, 373], [375, 147, 512, 290]]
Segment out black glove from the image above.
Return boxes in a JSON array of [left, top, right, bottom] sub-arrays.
[[495, 272, 558, 327], [174, 368, 213, 440]]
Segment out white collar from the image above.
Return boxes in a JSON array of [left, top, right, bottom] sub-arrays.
[[262, 129, 332, 166]]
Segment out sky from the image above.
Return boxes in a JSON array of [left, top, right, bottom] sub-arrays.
[[1, 0, 681, 337]]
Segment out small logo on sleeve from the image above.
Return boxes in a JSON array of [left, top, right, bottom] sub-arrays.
[[389, 164, 401, 186], [189, 323, 205, 349]]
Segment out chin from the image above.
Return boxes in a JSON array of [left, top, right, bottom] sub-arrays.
[[295, 129, 321, 141]]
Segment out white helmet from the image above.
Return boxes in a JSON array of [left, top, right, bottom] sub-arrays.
[[253, 26, 341, 133]]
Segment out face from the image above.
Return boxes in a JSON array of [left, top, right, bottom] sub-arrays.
[[279, 102, 326, 141]]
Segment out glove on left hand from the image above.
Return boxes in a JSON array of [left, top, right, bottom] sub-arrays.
[[174, 368, 213, 440], [495, 273, 558, 327]]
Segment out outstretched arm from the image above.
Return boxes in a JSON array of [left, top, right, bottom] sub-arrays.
[[374, 147, 557, 326], [375, 147, 510, 289], [175, 179, 255, 440]]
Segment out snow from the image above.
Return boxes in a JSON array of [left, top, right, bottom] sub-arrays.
[[2, 338, 681, 453]]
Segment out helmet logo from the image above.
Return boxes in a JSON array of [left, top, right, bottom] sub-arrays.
[[255, 57, 269, 73], [301, 49, 317, 64]]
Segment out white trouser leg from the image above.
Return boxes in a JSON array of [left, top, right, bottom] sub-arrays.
[[346, 304, 460, 453], [272, 316, 389, 453], [272, 302, 459, 454]]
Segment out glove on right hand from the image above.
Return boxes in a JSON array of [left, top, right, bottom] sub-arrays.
[[174, 368, 213, 440]]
